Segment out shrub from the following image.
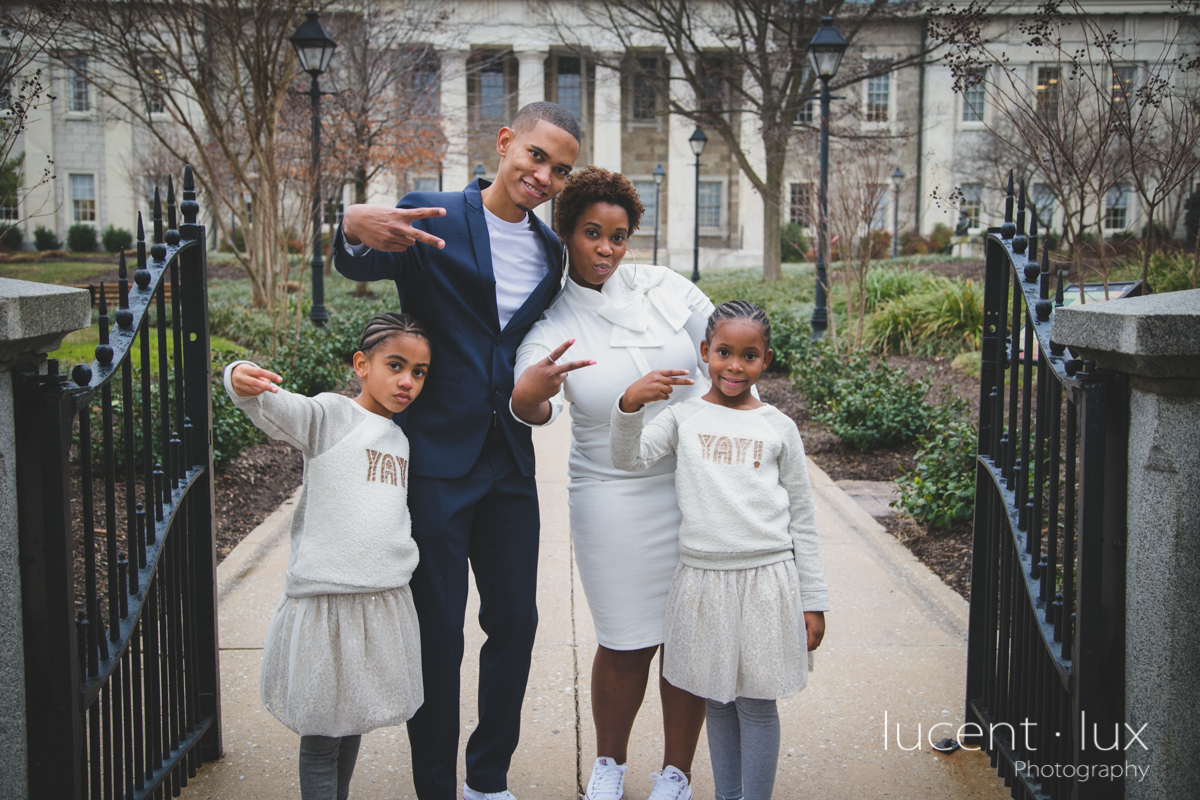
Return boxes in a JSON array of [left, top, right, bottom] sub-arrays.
[[768, 311, 812, 374], [928, 223, 953, 254], [780, 223, 808, 263], [1142, 251, 1195, 294], [864, 266, 930, 314], [893, 400, 978, 529], [67, 223, 98, 253], [1, 224, 23, 250], [269, 325, 350, 397], [866, 277, 983, 356], [1140, 219, 1173, 246], [33, 225, 61, 251], [815, 358, 932, 450], [102, 225, 133, 253], [859, 230, 891, 261], [211, 348, 268, 466], [899, 230, 928, 256], [791, 339, 861, 412]]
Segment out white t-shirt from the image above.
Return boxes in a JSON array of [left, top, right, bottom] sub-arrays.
[[483, 206, 550, 329], [341, 205, 551, 330]]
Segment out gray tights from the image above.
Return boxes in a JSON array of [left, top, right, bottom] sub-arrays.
[[299, 734, 362, 800], [704, 697, 780, 800]]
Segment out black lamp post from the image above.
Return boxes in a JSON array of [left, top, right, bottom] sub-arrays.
[[891, 167, 904, 258], [652, 163, 665, 265], [807, 16, 847, 340], [689, 127, 708, 283], [291, 10, 338, 327], [474, 162, 486, 181]]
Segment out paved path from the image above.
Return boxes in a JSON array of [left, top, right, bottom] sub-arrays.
[[187, 416, 1008, 800]]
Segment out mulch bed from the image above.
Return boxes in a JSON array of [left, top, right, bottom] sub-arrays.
[[758, 358, 976, 602]]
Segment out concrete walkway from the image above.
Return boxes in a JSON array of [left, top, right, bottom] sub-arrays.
[[187, 417, 1008, 800]]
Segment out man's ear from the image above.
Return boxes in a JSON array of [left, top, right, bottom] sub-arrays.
[[496, 126, 515, 158], [700, 339, 710, 363]]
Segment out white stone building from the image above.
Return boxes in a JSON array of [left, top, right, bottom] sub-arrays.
[[5, 1, 1191, 267]]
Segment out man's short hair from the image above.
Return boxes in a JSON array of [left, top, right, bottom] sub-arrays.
[[511, 101, 581, 143]]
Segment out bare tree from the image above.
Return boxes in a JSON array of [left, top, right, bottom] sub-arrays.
[[549, 0, 945, 282], [932, 0, 1200, 295], [0, 2, 73, 243]]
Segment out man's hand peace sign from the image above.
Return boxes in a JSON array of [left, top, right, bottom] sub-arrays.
[[511, 339, 596, 425]]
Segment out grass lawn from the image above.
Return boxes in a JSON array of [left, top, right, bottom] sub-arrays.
[[0, 260, 114, 285], [50, 324, 245, 373]]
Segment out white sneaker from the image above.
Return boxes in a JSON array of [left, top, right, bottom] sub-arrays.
[[585, 756, 628, 800], [647, 766, 692, 800], [463, 787, 518, 800]]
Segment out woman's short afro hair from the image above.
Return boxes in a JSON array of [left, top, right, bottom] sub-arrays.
[[553, 166, 645, 238]]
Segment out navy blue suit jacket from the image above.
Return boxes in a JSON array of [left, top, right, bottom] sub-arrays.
[[333, 179, 565, 480]]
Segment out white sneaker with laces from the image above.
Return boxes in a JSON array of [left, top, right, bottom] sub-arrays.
[[647, 765, 692, 800], [585, 756, 628, 800], [463, 786, 518, 800]]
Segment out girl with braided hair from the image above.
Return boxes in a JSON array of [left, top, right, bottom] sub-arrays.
[[609, 301, 830, 800], [225, 312, 431, 800]]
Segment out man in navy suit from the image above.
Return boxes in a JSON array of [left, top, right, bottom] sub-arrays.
[[334, 102, 589, 800]]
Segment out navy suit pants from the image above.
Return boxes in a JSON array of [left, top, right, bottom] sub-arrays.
[[406, 428, 540, 799]]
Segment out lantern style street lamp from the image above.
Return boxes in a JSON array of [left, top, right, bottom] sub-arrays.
[[474, 162, 486, 180], [891, 167, 905, 258], [652, 163, 665, 265], [689, 128, 708, 283], [291, 10, 338, 327], [807, 16, 847, 340]]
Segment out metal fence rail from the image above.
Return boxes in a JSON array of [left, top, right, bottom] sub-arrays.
[[965, 172, 1128, 800], [14, 166, 222, 799]]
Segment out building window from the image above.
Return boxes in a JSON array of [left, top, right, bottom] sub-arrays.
[[412, 55, 439, 116], [632, 180, 659, 234], [323, 196, 345, 228], [71, 174, 96, 222], [480, 62, 505, 120], [960, 183, 982, 229], [698, 58, 726, 114], [866, 60, 890, 123], [556, 56, 582, 120], [1104, 184, 1128, 230], [412, 177, 439, 193], [68, 56, 90, 113], [1032, 183, 1055, 231], [796, 98, 815, 124], [632, 57, 658, 120], [1112, 65, 1134, 105], [698, 181, 722, 235], [962, 69, 985, 122], [0, 198, 18, 221], [790, 183, 813, 226], [1036, 66, 1060, 121]]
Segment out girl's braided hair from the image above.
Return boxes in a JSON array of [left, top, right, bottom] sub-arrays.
[[705, 300, 771, 352], [358, 312, 430, 355]]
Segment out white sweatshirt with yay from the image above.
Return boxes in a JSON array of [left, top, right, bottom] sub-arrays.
[[610, 396, 829, 613], [223, 362, 419, 598]]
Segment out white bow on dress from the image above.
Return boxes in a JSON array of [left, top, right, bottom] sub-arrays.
[[595, 265, 692, 349]]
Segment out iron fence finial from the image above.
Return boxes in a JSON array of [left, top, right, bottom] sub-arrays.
[[166, 175, 180, 247], [151, 186, 167, 261], [1001, 170, 1016, 239], [135, 213, 150, 289]]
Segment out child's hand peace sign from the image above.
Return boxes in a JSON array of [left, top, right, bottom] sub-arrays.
[[618, 369, 695, 413], [230, 363, 283, 398]]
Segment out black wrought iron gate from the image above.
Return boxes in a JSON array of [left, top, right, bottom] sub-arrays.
[[965, 173, 1128, 800], [14, 166, 222, 799]]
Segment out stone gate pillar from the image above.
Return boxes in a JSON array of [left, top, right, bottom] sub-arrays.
[[1054, 287, 1200, 800]]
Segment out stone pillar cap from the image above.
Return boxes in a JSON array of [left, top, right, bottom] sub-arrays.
[[0, 278, 92, 371], [1052, 288, 1200, 379]]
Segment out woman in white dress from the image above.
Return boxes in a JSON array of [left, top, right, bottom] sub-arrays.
[[511, 167, 713, 800]]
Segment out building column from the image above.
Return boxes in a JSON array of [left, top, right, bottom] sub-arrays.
[[738, 67, 766, 260], [592, 57, 622, 172], [21, 56, 55, 248], [439, 49, 470, 194], [666, 56, 697, 271], [515, 49, 550, 223]]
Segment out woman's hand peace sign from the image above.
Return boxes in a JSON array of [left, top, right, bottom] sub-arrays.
[[618, 369, 695, 413], [511, 339, 596, 425]]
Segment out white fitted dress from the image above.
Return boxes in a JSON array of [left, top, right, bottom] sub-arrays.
[[514, 264, 713, 650]]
